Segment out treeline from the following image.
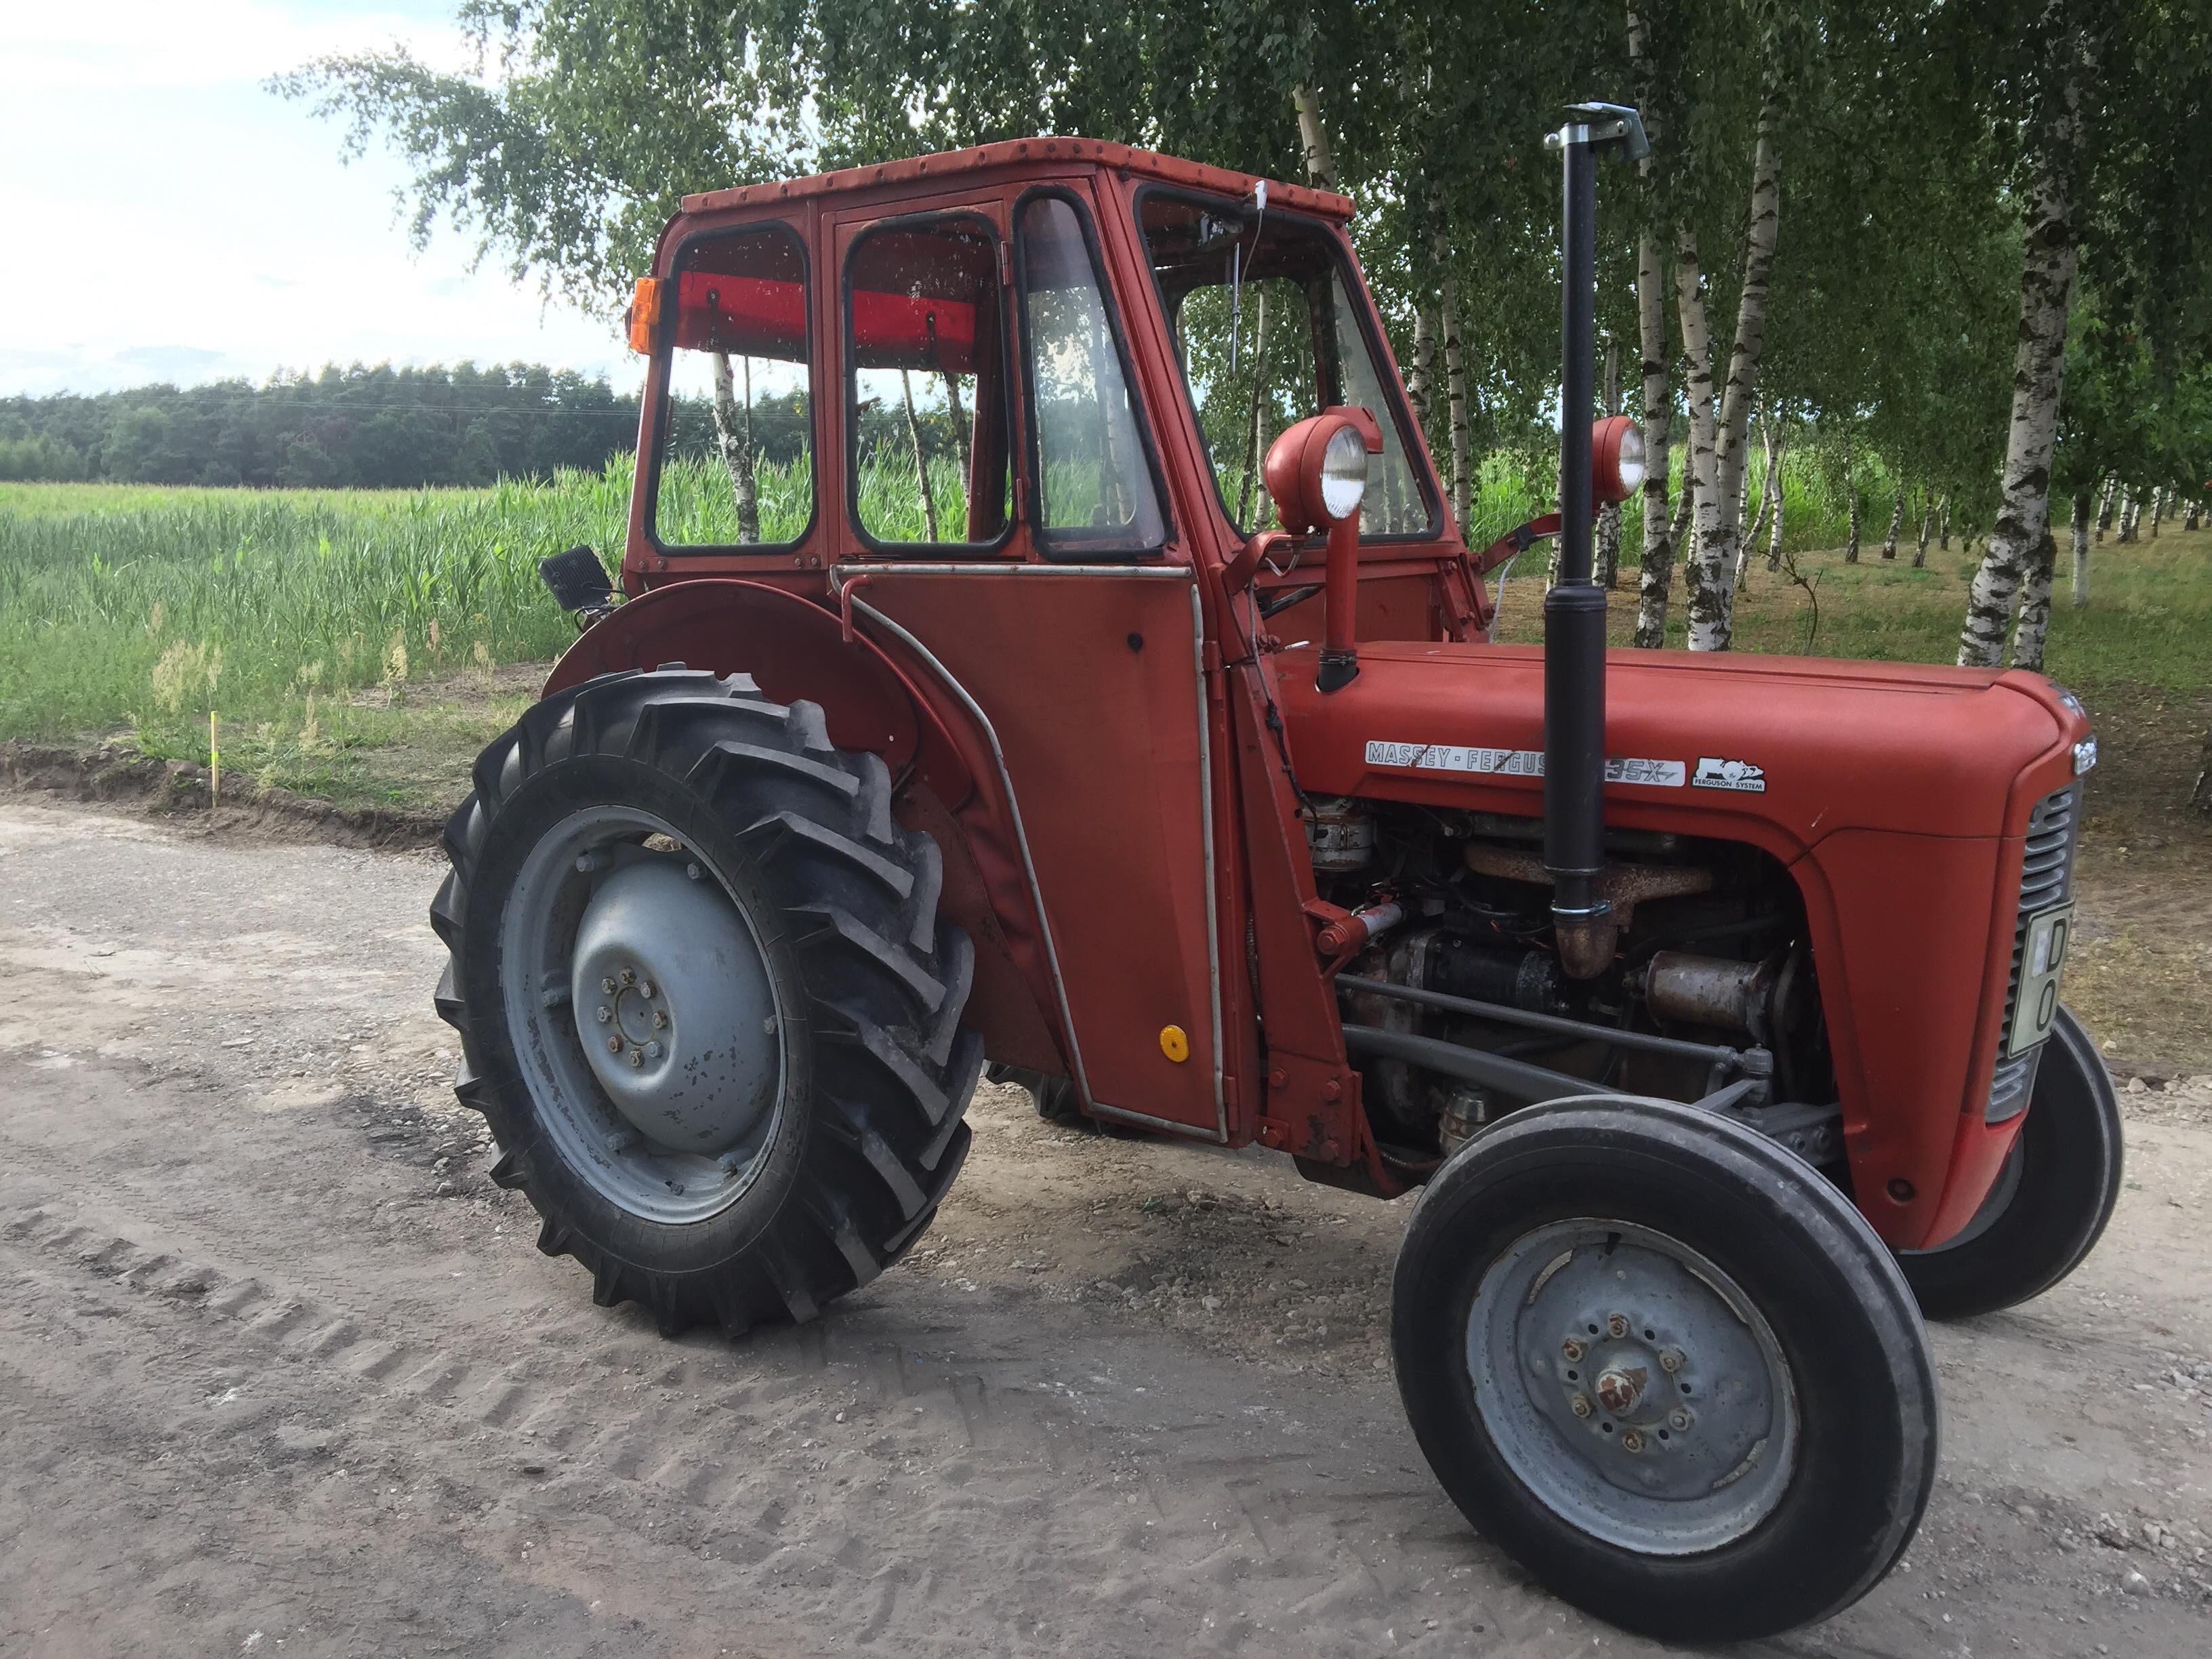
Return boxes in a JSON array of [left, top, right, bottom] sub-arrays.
[[0, 363, 640, 488]]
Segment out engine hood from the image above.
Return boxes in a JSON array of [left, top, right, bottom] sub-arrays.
[[1269, 640, 2088, 850]]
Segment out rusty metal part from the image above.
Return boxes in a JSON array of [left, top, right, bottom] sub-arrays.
[[1605, 1312, 1631, 1339], [1620, 1428, 1645, 1454], [1659, 1347, 1685, 1374], [1436, 1086, 1491, 1160], [1303, 797, 1375, 872], [1645, 951, 1779, 1038], [1462, 842, 1715, 979], [1595, 1364, 1648, 1416], [1569, 1393, 1594, 1419], [1561, 1337, 1586, 1363]]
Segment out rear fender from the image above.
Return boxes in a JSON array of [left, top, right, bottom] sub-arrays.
[[543, 580, 1067, 1076]]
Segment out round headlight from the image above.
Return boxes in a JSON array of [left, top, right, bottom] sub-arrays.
[[1614, 424, 1646, 495], [1318, 424, 1370, 521]]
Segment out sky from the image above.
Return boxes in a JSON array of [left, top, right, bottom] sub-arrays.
[[0, 0, 639, 397]]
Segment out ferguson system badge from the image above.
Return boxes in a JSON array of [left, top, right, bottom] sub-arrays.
[[1694, 756, 1767, 793]]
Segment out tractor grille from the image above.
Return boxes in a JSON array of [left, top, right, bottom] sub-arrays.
[[1984, 785, 2081, 1123]]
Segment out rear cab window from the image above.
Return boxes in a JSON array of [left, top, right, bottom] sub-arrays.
[[649, 222, 815, 550]]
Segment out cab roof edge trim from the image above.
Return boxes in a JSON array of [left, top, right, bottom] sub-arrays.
[[678, 139, 1354, 222]]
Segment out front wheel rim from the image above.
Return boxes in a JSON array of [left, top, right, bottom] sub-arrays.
[[499, 804, 786, 1225], [1467, 1218, 1799, 1555]]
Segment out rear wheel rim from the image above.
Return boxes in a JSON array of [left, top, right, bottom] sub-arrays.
[[1467, 1218, 1799, 1555], [499, 804, 785, 1225]]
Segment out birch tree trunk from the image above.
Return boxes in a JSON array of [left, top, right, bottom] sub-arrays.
[[2011, 530, 2058, 671], [1674, 232, 1726, 641], [1629, 4, 1674, 650], [1881, 491, 1904, 560], [2116, 488, 2139, 542], [1843, 441, 1861, 562], [1409, 306, 1435, 428], [1237, 290, 1273, 525], [1692, 79, 1786, 649], [2070, 489, 2091, 607], [2149, 486, 2165, 536], [711, 352, 760, 543], [2095, 474, 2116, 538], [1596, 336, 1622, 588], [1915, 498, 1936, 568], [1958, 8, 2094, 666], [1940, 499, 1952, 550], [899, 370, 939, 544], [1292, 85, 1336, 192], [2186, 496, 2203, 531], [1441, 262, 1470, 535], [1766, 455, 1786, 570]]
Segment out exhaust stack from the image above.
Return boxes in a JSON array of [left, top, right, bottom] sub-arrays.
[[1542, 104, 1647, 979]]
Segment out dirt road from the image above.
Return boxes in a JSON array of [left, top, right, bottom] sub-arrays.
[[2, 797, 2209, 1658]]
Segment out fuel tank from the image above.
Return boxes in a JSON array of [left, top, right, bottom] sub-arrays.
[[1271, 640, 2093, 1251]]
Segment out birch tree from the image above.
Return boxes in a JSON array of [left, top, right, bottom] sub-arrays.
[[710, 352, 761, 543], [1959, 5, 2102, 668]]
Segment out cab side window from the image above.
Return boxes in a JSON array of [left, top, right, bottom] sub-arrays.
[[653, 224, 814, 548], [846, 215, 1011, 547], [1015, 193, 1166, 556]]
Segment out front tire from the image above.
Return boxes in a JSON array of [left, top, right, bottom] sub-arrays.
[[1393, 1095, 1938, 1643], [1898, 1004, 2123, 1319], [432, 668, 982, 1336]]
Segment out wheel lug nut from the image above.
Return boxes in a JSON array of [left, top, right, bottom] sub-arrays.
[[601, 977, 617, 996], [638, 980, 656, 1000], [594, 1006, 613, 1024], [644, 1040, 661, 1059], [607, 1034, 624, 1054], [1561, 1338, 1585, 1363], [1669, 1408, 1693, 1431], [619, 967, 636, 988], [575, 853, 601, 874], [1621, 1428, 1645, 1454], [1569, 1393, 1593, 1419], [1607, 1313, 1630, 1339], [651, 1010, 668, 1030], [626, 1048, 644, 1068], [685, 862, 703, 881], [1659, 1347, 1685, 1374]]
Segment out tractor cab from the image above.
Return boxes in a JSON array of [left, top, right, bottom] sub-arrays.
[[449, 125, 2114, 1643]]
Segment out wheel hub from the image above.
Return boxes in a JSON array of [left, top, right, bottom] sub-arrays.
[[1469, 1219, 1799, 1554], [569, 857, 779, 1156]]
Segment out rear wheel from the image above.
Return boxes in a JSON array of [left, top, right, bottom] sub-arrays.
[[1898, 1004, 2123, 1319], [1393, 1095, 1938, 1643], [432, 667, 982, 1336]]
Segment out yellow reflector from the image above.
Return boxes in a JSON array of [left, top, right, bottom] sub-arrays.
[[627, 277, 665, 354], [1159, 1025, 1190, 1063]]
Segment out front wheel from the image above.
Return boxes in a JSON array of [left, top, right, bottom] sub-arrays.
[[1898, 1004, 2123, 1319], [1393, 1095, 1938, 1643], [432, 667, 982, 1336]]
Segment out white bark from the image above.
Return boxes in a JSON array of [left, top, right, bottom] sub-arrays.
[[1441, 255, 1470, 535], [1915, 497, 1936, 568], [1843, 441, 1861, 563], [899, 370, 939, 544], [1881, 491, 1904, 560], [710, 352, 760, 543], [1766, 453, 1786, 570], [2116, 489, 2140, 542], [2186, 497, 2203, 531], [2149, 485, 2165, 535], [2070, 489, 2091, 607], [2095, 474, 2116, 537], [1409, 306, 1435, 428], [1960, 5, 2096, 667], [1292, 85, 1337, 192], [1597, 336, 1622, 588], [1634, 232, 1675, 649], [2011, 530, 2057, 671], [1674, 232, 1724, 641]]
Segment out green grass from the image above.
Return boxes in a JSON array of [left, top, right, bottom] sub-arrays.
[[3, 453, 2205, 811]]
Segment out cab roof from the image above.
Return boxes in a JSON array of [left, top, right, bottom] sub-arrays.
[[678, 137, 1353, 223]]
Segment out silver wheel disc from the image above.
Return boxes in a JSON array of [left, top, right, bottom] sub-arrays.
[[1468, 1218, 1799, 1555], [499, 805, 785, 1225]]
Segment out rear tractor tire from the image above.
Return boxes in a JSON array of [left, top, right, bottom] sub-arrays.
[[1393, 1095, 1938, 1643], [432, 667, 983, 1337], [1898, 1004, 2123, 1320]]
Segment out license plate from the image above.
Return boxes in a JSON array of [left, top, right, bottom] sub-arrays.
[[2007, 902, 2074, 1057]]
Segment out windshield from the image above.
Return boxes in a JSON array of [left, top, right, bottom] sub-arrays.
[[1138, 192, 1433, 538]]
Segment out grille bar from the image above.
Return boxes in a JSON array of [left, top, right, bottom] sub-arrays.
[[1986, 783, 2081, 1122]]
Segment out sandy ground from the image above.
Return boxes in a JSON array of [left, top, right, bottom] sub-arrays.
[[2, 797, 2209, 1658]]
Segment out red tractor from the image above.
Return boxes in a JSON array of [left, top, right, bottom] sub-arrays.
[[436, 106, 2120, 1641]]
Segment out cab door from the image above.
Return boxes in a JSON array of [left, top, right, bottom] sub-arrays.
[[827, 183, 1229, 1139]]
